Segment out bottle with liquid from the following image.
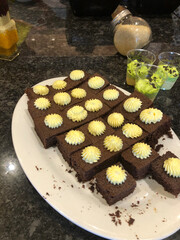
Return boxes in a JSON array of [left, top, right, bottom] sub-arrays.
[[111, 5, 152, 56], [0, 0, 19, 60]]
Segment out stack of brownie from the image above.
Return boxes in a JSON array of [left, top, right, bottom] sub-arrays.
[[25, 70, 180, 206]]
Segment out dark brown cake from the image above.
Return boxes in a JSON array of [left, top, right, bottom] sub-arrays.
[[56, 130, 92, 165], [80, 117, 115, 144], [95, 163, 136, 205], [115, 125, 149, 148], [25, 85, 52, 100], [151, 151, 180, 196], [121, 144, 160, 179], [63, 71, 90, 91], [96, 85, 127, 109], [70, 137, 129, 182], [135, 113, 172, 148], [78, 73, 110, 95], [113, 91, 153, 122]]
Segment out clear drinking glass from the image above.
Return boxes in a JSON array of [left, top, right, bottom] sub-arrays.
[[126, 49, 156, 86], [158, 51, 180, 90], [135, 64, 167, 101]]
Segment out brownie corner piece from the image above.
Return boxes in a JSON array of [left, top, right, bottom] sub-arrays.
[[121, 144, 160, 179], [151, 151, 180, 196], [95, 164, 136, 205]]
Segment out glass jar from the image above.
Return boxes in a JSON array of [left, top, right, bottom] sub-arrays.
[[111, 5, 152, 56]]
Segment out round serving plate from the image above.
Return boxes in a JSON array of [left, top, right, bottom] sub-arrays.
[[12, 77, 180, 240]]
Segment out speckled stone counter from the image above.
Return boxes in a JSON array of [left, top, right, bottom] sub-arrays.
[[0, 1, 180, 239]]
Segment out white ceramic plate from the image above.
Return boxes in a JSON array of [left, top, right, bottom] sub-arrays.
[[12, 77, 180, 240]]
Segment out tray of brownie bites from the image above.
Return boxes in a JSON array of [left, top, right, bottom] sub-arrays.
[[12, 70, 180, 240]]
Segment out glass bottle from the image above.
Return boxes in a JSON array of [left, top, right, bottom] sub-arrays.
[[111, 5, 152, 56], [0, 0, 19, 60]]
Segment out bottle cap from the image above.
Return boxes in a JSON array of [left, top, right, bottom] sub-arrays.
[[111, 5, 131, 28]]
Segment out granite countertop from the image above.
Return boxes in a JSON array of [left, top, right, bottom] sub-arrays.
[[0, 0, 180, 239]]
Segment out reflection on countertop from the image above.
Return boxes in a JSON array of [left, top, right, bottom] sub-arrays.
[[0, 0, 180, 240]]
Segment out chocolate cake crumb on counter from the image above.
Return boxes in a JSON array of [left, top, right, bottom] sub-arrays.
[[25, 69, 180, 205]]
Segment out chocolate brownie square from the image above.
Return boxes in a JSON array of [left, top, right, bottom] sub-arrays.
[[81, 98, 111, 119], [121, 144, 160, 179], [25, 85, 52, 100], [95, 163, 136, 205], [56, 130, 92, 165], [78, 73, 109, 95], [70, 137, 129, 182], [47, 78, 69, 96], [96, 85, 127, 109], [135, 113, 171, 148], [80, 117, 115, 144], [113, 91, 153, 122], [151, 151, 180, 196], [115, 124, 149, 149], [63, 71, 90, 91]]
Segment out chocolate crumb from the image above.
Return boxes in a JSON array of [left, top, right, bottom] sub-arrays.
[[131, 203, 138, 207], [35, 166, 39, 171], [89, 185, 95, 193], [136, 234, 139, 240], [53, 184, 56, 189], [109, 213, 114, 217], [115, 210, 121, 217], [115, 206, 118, 209], [58, 187, 61, 190], [127, 217, 135, 226], [46, 192, 50, 196], [155, 144, 164, 152], [82, 184, 85, 189], [68, 169, 73, 173], [167, 130, 173, 139], [71, 185, 74, 188]]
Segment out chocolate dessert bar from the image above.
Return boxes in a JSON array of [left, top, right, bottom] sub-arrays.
[[96, 163, 136, 205], [151, 151, 180, 196], [78, 73, 110, 95], [113, 91, 153, 122], [121, 144, 159, 179], [56, 130, 92, 165], [96, 85, 127, 108], [135, 113, 172, 148]]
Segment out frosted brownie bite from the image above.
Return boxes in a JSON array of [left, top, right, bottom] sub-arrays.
[[135, 108, 172, 148], [121, 142, 159, 179], [78, 73, 109, 95], [63, 70, 89, 91], [115, 123, 149, 148], [96, 85, 127, 108], [80, 117, 115, 144], [113, 91, 153, 122], [151, 151, 180, 196], [95, 163, 136, 205], [56, 129, 92, 165], [25, 85, 51, 100]]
